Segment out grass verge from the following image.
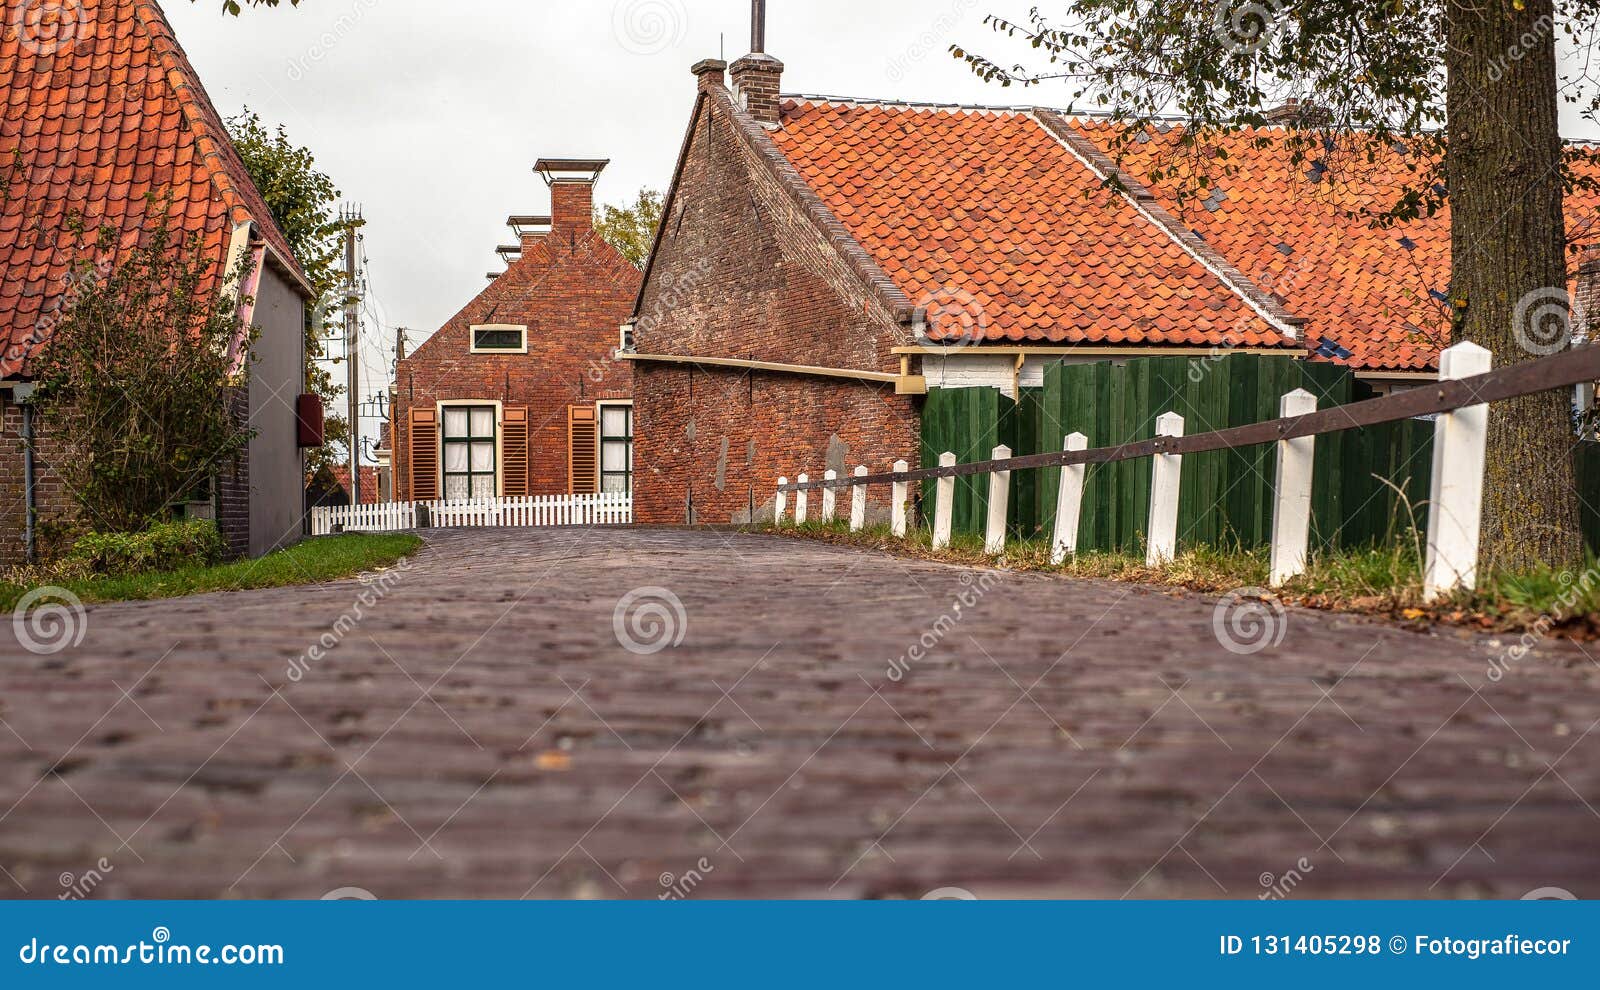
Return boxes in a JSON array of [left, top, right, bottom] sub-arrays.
[[0, 533, 423, 613], [759, 522, 1600, 639]]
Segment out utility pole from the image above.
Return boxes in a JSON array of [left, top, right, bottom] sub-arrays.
[[341, 206, 365, 507]]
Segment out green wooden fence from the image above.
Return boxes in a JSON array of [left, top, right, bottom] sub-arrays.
[[921, 354, 1599, 555]]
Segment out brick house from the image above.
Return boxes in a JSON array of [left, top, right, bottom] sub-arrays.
[[0, 0, 314, 564], [391, 161, 640, 503], [628, 34, 1600, 527]]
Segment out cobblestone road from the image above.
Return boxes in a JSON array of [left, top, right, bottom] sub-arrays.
[[1, 527, 1598, 900]]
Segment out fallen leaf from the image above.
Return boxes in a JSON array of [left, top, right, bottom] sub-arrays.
[[536, 751, 572, 771], [1401, 608, 1426, 620]]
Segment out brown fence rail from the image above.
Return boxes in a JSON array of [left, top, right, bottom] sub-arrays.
[[781, 344, 1600, 492], [774, 342, 1600, 603]]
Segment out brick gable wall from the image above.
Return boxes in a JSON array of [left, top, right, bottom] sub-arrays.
[[631, 85, 921, 525], [392, 229, 640, 501]]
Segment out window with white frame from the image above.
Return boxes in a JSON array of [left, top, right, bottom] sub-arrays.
[[442, 406, 497, 500], [470, 324, 528, 354], [599, 402, 633, 494]]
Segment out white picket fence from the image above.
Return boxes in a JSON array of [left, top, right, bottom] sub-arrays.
[[311, 493, 633, 536]]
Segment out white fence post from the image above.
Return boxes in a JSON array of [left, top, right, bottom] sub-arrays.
[[850, 466, 868, 532], [1425, 342, 1494, 602], [932, 452, 957, 550], [1051, 433, 1089, 565], [985, 445, 1012, 555], [796, 474, 809, 525], [891, 460, 910, 538], [1270, 389, 1319, 587], [776, 478, 788, 526], [1146, 413, 1184, 567], [822, 470, 838, 523]]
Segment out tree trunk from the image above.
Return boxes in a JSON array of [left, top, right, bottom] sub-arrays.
[[1445, 0, 1582, 571]]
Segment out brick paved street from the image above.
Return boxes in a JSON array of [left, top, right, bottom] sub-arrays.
[[1, 527, 1598, 900]]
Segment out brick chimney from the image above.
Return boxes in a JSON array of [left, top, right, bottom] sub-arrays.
[[730, 54, 783, 128], [1263, 99, 1329, 127], [692, 58, 727, 92], [535, 159, 608, 233], [730, 0, 782, 127], [1577, 245, 1600, 343], [508, 215, 552, 256]]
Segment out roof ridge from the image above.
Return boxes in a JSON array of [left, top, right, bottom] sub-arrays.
[[781, 94, 1030, 115], [130, 0, 307, 288], [1030, 108, 1306, 342], [715, 87, 918, 325]]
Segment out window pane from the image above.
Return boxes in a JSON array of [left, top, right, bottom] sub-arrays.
[[474, 328, 523, 351], [444, 441, 469, 473], [443, 408, 469, 438], [470, 475, 495, 500], [471, 442, 495, 472], [602, 475, 629, 494], [470, 408, 495, 437], [444, 476, 469, 501], [602, 440, 628, 473], [602, 407, 629, 438]]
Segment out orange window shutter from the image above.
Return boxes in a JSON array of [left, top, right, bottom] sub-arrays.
[[502, 407, 530, 496], [569, 406, 599, 495], [409, 409, 439, 500]]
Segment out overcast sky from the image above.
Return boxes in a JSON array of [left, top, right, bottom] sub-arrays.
[[162, 0, 1600, 453], [164, 0, 1026, 379]]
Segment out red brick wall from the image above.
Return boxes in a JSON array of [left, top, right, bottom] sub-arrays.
[[0, 400, 76, 565], [634, 363, 919, 525], [630, 82, 921, 525], [0, 393, 254, 566], [392, 209, 640, 501], [215, 386, 250, 560]]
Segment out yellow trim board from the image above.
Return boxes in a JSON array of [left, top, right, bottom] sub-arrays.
[[619, 352, 900, 385]]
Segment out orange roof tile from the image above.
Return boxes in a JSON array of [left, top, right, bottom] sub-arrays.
[[768, 99, 1301, 351], [1, 0, 305, 379], [1072, 121, 1600, 371]]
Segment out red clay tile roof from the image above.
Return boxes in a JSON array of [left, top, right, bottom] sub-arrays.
[[0, 0, 305, 379], [326, 464, 380, 504], [1071, 121, 1452, 371], [768, 99, 1301, 351], [766, 95, 1600, 372], [1070, 122, 1600, 372]]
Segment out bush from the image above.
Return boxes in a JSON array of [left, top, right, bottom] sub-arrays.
[[67, 520, 225, 576]]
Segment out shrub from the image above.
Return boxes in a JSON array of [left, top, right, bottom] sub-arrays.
[[67, 520, 225, 576]]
